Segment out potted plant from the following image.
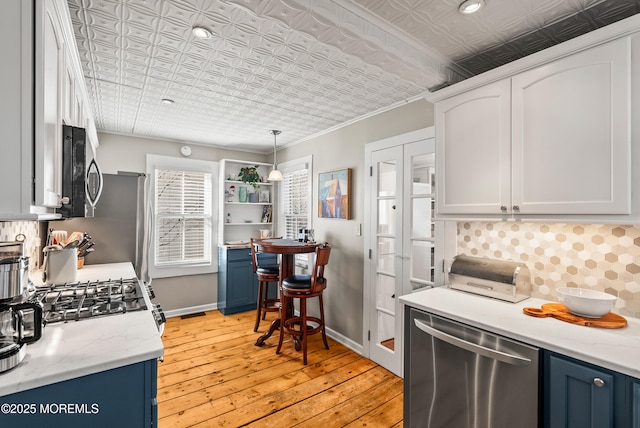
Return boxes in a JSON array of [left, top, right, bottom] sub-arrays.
[[238, 166, 261, 189]]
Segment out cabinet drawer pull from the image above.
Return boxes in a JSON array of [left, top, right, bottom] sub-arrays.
[[512, 205, 520, 212], [593, 377, 605, 387], [500, 205, 507, 212]]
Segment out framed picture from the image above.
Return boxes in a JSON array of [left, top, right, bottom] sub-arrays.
[[258, 190, 270, 203], [318, 168, 351, 219], [261, 205, 272, 223]]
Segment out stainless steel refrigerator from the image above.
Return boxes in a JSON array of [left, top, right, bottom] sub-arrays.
[[49, 172, 151, 282]]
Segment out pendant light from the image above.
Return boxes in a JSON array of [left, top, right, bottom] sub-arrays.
[[267, 130, 284, 181]]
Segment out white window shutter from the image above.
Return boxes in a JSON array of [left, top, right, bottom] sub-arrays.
[[278, 156, 312, 268], [154, 169, 212, 266], [282, 169, 309, 239]]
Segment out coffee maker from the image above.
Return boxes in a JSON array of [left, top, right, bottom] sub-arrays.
[[0, 241, 43, 373]]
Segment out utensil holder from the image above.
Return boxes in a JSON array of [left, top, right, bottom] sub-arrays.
[[46, 248, 77, 285]]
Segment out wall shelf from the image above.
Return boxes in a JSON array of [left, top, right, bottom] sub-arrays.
[[224, 202, 272, 206], [225, 222, 273, 226], [219, 159, 275, 246]]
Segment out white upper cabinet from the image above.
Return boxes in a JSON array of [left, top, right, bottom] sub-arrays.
[[34, 0, 65, 209], [0, 0, 98, 220], [435, 35, 632, 220], [511, 38, 630, 215], [436, 79, 511, 215], [0, 1, 34, 219], [62, 47, 76, 126]]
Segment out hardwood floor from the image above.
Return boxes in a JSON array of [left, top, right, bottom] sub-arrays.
[[158, 309, 404, 427]]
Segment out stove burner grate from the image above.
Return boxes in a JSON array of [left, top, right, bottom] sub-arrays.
[[33, 278, 148, 324]]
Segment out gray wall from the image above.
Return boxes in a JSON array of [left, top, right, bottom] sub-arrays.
[[94, 132, 270, 313], [277, 98, 434, 344], [94, 98, 434, 346]]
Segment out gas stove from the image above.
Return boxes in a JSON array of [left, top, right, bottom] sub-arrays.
[[32, 278, 149, 325]]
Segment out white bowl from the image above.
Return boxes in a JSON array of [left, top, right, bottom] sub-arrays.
[[556, 287, 616, 318]]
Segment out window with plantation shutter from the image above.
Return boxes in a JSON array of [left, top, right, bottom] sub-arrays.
[[278, 156, 312, 267], [282, 169, 309, 238], [155, 169, 211, 265], [147, 155, 218, 278]]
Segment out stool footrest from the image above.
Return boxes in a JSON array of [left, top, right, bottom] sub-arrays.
[[282, 316, 323, 335]]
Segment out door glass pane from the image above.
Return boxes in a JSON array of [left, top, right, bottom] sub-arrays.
[[377, 237, 395, 275], [410, 240, 434, 285], [378, 161, 397, 196], [411, 153, 434, 195], [377, 311, 395, 350], [376, 274, 396, 314], [412, 197, 431, 238], [377, 199, 397, 235]]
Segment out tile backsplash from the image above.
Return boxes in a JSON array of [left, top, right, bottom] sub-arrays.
[[0, 221, 43, 271], [457, 222, 640, 318]]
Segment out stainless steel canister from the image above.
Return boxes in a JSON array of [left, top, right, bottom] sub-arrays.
[[0, 256, 29, 301], [0, 240, 25, 259]]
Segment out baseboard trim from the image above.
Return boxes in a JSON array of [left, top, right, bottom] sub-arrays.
[[164, 303, 218, 319], [163, 305, 364, 356], [325, 326, 364, 356], [289, 309, 364, 355]]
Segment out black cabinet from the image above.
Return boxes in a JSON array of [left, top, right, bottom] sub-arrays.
[[544, 351, 628, 428], [218, 247, 277, 315]]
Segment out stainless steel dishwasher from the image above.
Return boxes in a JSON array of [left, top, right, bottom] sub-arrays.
[[404, 307, 540, 428]]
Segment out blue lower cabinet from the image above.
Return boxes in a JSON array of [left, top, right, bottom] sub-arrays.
[[0, 359, 158, 427], [218, 247, 277, 315], [630, 379, 640, 428], [544, 351, 627, 428]]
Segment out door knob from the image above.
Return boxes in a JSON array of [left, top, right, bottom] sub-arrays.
[[593, 378, 605, 387], [512, 205, 520, 212], [500, 205, 507, 212]]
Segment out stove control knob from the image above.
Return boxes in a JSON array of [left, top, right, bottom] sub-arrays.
[[144, 282, 156, 299]]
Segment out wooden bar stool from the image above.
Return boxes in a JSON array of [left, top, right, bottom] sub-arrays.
[[277, 243, 331, 365], [251, 238, 280, 332]]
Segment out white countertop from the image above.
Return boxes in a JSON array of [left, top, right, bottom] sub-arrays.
[[400, 286, 640, 379], [0, 263, 164, 397]]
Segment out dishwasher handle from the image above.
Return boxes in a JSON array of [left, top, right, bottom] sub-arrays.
[[414, 319, 532, 367]]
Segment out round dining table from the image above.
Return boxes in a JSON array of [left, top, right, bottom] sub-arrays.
[[253, 238, 319, 347]]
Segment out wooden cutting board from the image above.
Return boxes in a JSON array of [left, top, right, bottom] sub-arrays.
[[523, 303, 627, 329]]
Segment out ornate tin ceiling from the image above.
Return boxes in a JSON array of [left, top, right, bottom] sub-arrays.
[[67, 0, 640, 151]]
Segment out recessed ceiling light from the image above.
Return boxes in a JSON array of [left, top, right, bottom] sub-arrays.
[[161, 98, 175, 105], [459, 0, 485, 14], [192, 25, 212, 39]]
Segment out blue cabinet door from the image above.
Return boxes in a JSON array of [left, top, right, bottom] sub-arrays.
[[0, 360, 157, 427], [218, 247, 277, 315], [546, 352, 625, 428], [631, 379, 640, 428], [226, 258, 257, 309]]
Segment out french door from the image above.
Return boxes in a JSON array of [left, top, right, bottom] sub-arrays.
[[364, 128, 445, 376]]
